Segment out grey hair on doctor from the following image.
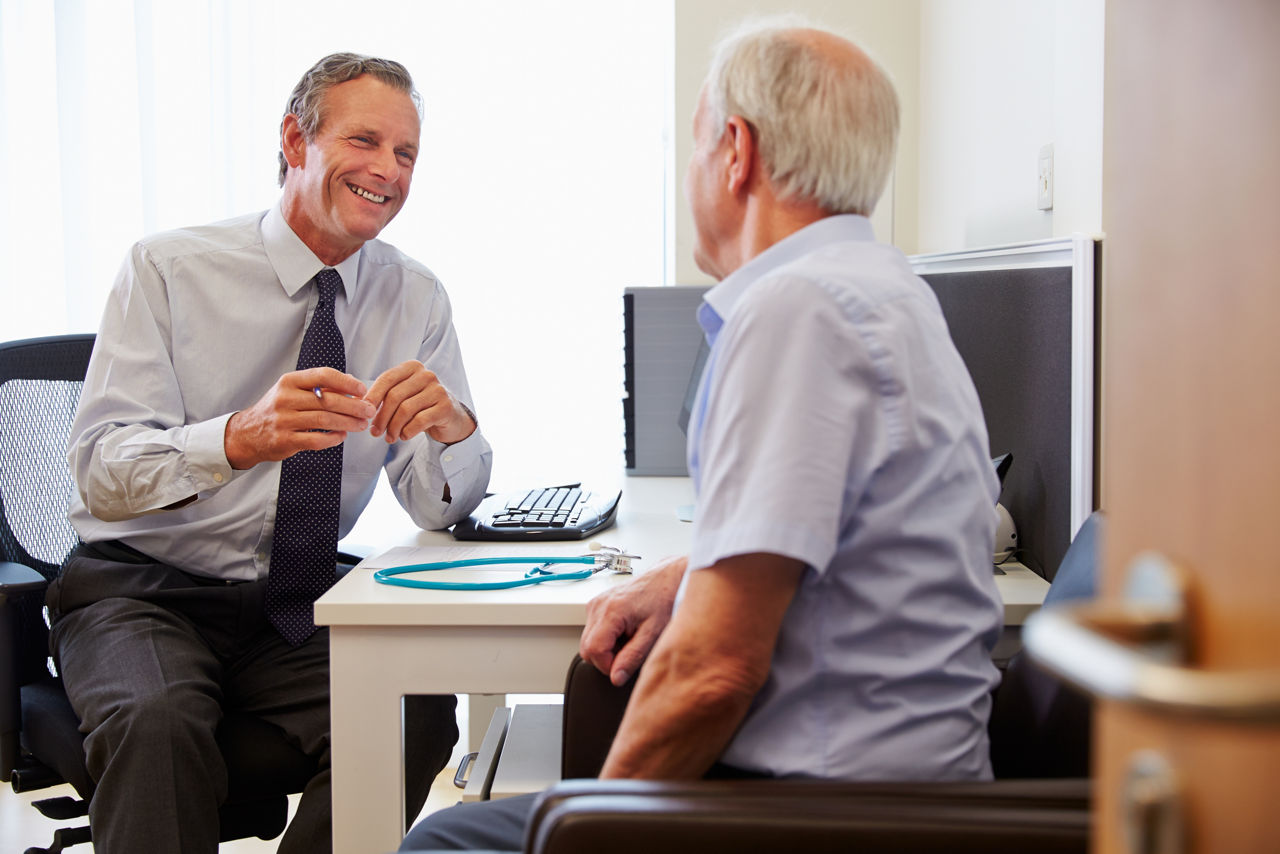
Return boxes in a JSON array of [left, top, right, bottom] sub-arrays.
[[277, 52, 423, 187], [704, 16, 900, 217]]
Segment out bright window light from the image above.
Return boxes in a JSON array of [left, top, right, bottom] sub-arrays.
[[0, 0, 671, 488]]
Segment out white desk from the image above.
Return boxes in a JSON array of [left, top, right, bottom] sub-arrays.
[[317, 476, 1048, 854]]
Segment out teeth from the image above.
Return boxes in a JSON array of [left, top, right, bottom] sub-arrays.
[[348, 184, 386, 204]]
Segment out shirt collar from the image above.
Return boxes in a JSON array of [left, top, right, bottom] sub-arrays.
[[699, 214, 875, 337], [261, 201, 361, 299]]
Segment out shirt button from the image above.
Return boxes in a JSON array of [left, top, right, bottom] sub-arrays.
[[213, 472, 224, 483], [443, 454, 454, 463], [256, 552, 266, 562]]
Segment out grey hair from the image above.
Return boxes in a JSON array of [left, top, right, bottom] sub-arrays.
[[277, 52, 422, 187], [704, 17, 899, 216]]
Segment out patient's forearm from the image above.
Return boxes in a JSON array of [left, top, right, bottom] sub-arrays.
[[599, 639, 760, 779], [598, 553, 804, 779]]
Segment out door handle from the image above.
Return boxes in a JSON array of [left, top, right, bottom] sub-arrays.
[[1024, 552, 1280, 721]]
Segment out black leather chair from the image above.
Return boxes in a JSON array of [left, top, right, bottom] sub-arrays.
[[527, 513, 1104, 854], [0, 334, 317, 854]]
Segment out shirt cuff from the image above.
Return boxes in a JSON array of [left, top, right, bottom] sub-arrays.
[[436, 427, 491, 480], [185, 413, 236, 491]]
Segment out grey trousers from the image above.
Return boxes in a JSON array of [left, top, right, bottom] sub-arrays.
[[399, 792, 536, 851], [398, 760, 771, 850], [47, 542, 458, 854]]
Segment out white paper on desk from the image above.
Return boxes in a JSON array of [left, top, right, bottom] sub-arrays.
[[358, 542, 599, 572]]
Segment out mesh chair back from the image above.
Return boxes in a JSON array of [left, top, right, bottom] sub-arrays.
[[0, 334, 95, 686]]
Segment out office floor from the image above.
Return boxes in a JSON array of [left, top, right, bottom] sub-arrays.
[[0, 693, 546, 853], [1, 766, 463, 854]]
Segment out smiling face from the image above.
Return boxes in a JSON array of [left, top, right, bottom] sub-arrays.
[[280, 74, 421, 265]]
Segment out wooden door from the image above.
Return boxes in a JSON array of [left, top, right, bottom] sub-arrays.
[[1099, 1, 1280, 850]]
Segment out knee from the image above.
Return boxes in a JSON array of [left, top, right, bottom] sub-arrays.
[[399, 804, 468, 851], [88, 683, 221, 763], [400, 794, 535, 852]]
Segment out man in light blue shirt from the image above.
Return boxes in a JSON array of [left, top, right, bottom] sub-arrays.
[[401, 17, 1000, 851], [51, 53, 491, 854], [587, 20, 1001, 787]]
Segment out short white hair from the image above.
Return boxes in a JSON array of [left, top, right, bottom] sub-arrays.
[[704, 16, 900, 216]]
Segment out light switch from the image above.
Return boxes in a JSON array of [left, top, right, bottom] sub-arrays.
[[1038, 144, 1054, 211]]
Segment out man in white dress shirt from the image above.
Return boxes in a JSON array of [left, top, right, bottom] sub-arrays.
[[51, 52, 492, 854]]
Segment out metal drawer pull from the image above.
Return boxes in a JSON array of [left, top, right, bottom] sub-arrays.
[[1024, 552, 1280, 721]]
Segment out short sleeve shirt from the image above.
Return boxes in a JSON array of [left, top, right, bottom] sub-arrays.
[[684, 215, 1004, 781]]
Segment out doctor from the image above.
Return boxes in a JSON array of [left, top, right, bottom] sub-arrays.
[[52, 52, 491, 854], [402, 16, 1002, 850]]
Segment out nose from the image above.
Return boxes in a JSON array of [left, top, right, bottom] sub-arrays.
[[369, 144, 400, 184]]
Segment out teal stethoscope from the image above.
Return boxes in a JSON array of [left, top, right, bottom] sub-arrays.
[[373, 542, 639, 591]]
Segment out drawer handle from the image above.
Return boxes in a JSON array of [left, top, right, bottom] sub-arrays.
[[453, 751, 478, 789]]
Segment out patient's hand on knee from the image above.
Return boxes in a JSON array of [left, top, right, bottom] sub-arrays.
[[580, 555, 688, 686]]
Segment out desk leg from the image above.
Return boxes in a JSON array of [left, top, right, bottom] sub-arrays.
[[469, 693, 505, 752], [330, 628, 409, 854], [328, 623, 584, 853]]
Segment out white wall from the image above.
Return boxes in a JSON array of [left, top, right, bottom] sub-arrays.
[[916, 0, 1104, 253], [671, 0, 921, 284]]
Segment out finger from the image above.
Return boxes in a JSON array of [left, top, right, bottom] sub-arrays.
[[370, 372, 433, 437], [387, 391, 450, 442], [378, 374, 448, 441], [579, 614, 623, 675], [365, 361, 431, 414], [314, 389, 376, 423], [298, 367, 367, 399], [609, 624, 659, 686], [363, 364, 410, 410], [306, 410, 374, 434]]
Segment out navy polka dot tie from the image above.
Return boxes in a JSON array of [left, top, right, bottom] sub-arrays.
[[266, 268, 345, 645]]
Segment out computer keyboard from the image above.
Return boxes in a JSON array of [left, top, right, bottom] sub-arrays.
[[451, 484, 622, 541]]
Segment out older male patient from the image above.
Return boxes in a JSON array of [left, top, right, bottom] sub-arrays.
[[401, 17, 1002, 851], [50, 53, 492, 853]]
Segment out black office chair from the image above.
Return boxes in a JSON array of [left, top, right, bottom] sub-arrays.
[[522, 513, 1105, 854], [0, 334, 317, 854]]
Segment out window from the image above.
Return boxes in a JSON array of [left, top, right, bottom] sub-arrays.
[[0, 0, 671, 485]]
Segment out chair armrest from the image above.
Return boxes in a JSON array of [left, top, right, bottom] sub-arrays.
[[0, 561, 47, 599], [529, 778, 1091, 854], [560, 655, 633, 779], [1, 561, 50, 781]]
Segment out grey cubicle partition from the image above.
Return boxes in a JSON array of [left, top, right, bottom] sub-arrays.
[[623, 286, 710, 476], [911, 235, 1100, 582]]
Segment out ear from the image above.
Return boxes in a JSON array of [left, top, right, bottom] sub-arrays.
[[722, 115, 756, 196], [281, 114, 307, 171]]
